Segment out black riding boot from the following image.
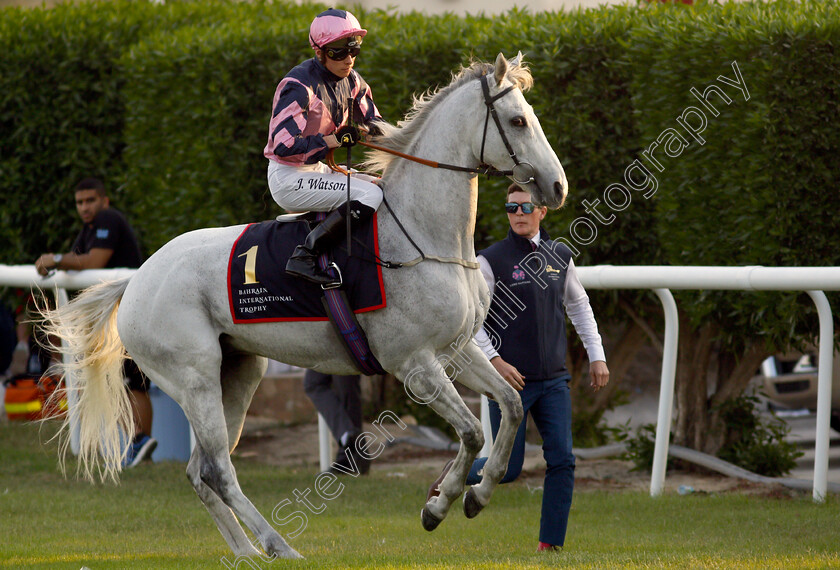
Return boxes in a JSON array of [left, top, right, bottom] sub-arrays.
[[285, 201, 374, 286]]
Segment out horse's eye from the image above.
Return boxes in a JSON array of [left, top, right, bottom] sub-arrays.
[[511, 116, 527, 127]]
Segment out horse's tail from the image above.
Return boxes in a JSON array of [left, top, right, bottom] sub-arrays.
[[38, 278, 134, 483]]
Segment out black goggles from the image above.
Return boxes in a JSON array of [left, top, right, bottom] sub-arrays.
[[505, 201, 536, 214], [325, 45, 361, 61]]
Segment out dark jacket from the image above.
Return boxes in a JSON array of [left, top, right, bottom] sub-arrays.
[[480, 227, 573, 382]]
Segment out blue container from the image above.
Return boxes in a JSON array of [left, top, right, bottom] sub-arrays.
[[149, 384, 192, 462]]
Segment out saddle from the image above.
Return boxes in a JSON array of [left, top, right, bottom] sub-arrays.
[[227, 213, 387, 375]]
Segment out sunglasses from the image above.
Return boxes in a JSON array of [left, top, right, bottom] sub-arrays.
[[505, 201, 536, 214], [325, 46, 361, 61]]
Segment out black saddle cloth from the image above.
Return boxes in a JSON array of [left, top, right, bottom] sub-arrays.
[[227, 215, 386, 323]]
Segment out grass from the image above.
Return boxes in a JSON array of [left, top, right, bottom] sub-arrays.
[[0, 422, 839, 569]]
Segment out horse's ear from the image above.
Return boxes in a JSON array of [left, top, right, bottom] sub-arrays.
[[494, 52, 508, 84], [509, 51, 524, 67]]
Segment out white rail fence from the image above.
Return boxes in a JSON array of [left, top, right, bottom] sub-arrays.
[[0, 265, 142, 457], [2, 264, 837, 501]]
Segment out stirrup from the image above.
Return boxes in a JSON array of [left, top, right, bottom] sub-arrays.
[[321, 263, 343, 290]]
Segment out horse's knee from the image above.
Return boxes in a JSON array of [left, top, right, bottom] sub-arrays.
[[186, 453, 203, 487], [499, 390, 523, 425], [187, 454, 224, 506]]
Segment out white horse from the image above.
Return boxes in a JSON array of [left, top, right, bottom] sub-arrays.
[[42, 53, 566, 560]]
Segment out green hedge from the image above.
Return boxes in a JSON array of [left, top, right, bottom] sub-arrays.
[[628, 0, 840, 347], [0, 0, 156, 261], [0, 0, 295, 261], [120, 3, 316, 248], [474, 7, 653, 263], [2, 0, 839, 346]]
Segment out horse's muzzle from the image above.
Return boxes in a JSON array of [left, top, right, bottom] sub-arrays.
[[554, 180, 567, 208]]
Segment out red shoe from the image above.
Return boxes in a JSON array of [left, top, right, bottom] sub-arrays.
[[537, 541, 560, 552]]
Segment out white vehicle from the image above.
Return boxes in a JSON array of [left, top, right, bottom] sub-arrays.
[[754, 351, 840, 432]]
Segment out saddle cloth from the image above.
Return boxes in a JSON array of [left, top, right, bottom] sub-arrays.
[[227, 216, 386, 323]]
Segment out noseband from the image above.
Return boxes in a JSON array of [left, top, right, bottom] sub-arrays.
[[352, 72, 539, 187]]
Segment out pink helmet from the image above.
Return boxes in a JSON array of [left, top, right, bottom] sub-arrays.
[[308, 9, 367, 50]]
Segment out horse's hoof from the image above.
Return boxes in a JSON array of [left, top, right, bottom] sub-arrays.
[[463, 487, 485, 519], [278, 548, 304, 560], [421, 506, 444, 531], [271, 550, 304, 560], [263, 533, 304, 560], [266, 542, 304, 560]]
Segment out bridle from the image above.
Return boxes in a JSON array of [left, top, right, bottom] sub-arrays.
[[332, 73, 538, 188], [478, 73, 537, 187], [324, 72, 542, 271]]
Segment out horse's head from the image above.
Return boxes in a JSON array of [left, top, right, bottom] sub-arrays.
[[362, 54, 567, 209], [477, 53, 567, 209]]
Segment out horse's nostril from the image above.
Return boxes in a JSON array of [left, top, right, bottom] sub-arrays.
[[554, 180, 566, 196]]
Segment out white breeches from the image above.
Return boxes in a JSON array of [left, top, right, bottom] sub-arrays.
[[267, 160, 383, 213]]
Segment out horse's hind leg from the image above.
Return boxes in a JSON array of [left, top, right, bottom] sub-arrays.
[[194, 351, 301, 560], [186, 444, 262, 557], [397, 351, 484, 530], [135, 356, 258, 556], [218, 349, 268, 453], [147, 347, 301, 560], [185, 351, 273, 558]]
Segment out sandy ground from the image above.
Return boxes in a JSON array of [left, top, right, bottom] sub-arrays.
[[234, 416, 797, 498]]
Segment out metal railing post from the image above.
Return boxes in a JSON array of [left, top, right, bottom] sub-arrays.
[[806, 290, 833, 502], [318, 413, 332, 473], [650, 288, 679, 497]]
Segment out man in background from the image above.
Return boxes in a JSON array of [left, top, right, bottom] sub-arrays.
[[304, 370, 371, 475], [35, 177, 157, 467]]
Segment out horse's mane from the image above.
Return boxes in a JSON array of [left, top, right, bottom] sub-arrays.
[[361, 59, 533, 174]]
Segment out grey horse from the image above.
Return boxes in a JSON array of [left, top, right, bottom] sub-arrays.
[[42, 53, 567, 560]]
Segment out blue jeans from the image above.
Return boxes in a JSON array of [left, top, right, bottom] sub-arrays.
[[466, 376, 575, 546]]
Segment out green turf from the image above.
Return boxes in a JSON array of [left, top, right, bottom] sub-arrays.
[[0, 422, 838, 569]]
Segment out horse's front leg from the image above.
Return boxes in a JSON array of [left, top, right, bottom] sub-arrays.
[[447, 341, 523, 518], [396, 351, 484, 531]]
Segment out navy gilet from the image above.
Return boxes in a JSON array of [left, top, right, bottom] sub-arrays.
[[480, 227, 573, 382]]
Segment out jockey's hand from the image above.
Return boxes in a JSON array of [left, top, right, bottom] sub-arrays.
[[335, 125, 361, 148], [490, 356, 525, 391]]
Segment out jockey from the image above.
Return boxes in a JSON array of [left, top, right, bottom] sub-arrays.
[[264, 8, 385, 286]]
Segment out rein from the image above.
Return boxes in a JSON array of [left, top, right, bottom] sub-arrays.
[[324, 151, 481, 270], [327, 143, 506, 179], [378, 196, 480, 270], [356, 140, 512, 178]]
